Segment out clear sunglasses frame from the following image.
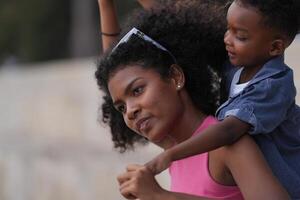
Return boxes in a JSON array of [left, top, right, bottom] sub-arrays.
[[111, 27, 177, 63]]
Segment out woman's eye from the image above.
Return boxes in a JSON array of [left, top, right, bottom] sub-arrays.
[[116, 105, 126, 113], [132, 86, 144, 96]]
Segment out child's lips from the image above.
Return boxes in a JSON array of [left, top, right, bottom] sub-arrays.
[[227, 50, 236, 59], [226, 47, 235, 57]]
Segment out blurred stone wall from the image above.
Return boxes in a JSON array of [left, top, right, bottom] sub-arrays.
[[0, 38, 299, 200], [0, 58, 169, 200]]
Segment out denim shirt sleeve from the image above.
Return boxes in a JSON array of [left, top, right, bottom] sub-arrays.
[[224, 70, 296, 134]]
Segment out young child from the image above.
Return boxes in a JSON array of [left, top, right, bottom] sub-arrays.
[[147, 0, 300, 197]]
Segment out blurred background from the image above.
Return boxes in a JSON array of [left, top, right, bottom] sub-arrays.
[[0, 0, 141, 65], [0, 0, 299, 200], [0, 1, 169, 199]]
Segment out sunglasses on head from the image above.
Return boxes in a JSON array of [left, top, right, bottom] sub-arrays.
[[111, 27, 177, 64]]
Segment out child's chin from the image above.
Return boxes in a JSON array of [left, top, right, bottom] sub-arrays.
[[230, 60, 242, 68], [229, 58, 238, 65]]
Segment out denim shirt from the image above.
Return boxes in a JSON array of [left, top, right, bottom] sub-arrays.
[[216, 56, 300, 198]]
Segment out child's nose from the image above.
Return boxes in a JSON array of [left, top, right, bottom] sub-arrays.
[[224, 30, 232, 46]]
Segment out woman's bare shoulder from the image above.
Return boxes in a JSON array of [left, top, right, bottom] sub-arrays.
[[217, 135, 290, 199]]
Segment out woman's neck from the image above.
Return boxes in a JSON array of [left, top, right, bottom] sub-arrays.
[[155, 110, 206, 150], [172, 108, 207, 144], [163, 90, 207, 149]]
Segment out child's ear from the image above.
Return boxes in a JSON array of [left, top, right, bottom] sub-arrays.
[[169, 64, 185, 90], [269, 39, 285, 57]]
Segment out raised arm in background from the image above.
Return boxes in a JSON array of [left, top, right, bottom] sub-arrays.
[[97, 0, 157, 51]]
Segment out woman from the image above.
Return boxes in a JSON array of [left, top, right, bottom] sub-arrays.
[[95, 5, 289, 200]]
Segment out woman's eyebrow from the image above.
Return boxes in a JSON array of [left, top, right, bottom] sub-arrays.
[[124, 77, 143, 95], [112, 77, 143, 106]]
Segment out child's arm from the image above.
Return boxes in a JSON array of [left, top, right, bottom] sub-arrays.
[[146, 116, 250, 174], [118, 164, 215, 200]]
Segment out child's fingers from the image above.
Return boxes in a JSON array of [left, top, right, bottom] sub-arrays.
[[126, 164, 143, 172], [119, 179, 137, 199], [117, 171, 135, 184], [144, 160, 157, 174], [118, 164, 145, 185]]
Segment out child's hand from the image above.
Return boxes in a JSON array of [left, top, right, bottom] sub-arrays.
[[145, 151, 172, 175], [117, 164, 164, 200]]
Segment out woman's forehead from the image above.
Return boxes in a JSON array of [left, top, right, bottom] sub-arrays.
[[108, 65, 160, 92], [109, 65, 154, 80]]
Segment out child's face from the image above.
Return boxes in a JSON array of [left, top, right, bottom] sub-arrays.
[[108, 65, 184, 143], [224, 1, 275, 68]]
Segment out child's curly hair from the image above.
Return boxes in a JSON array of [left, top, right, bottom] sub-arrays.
[[235, 0, 300, 43], [95, 3, 228, 152]]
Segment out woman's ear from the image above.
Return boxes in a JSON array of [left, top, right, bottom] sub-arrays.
[[269, 39, 285, 57], [169, 64, 185, 90]]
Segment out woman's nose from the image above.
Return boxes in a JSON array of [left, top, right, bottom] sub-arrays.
[[126, 102, 140, 120]]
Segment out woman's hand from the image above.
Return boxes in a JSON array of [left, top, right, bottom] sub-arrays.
[[117, 164, 165, 200]]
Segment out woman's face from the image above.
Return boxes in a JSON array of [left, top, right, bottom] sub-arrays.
[[108, 65, 184, 143]]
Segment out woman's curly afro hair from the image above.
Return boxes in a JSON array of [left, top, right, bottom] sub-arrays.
[[95, 2, 228, 152]]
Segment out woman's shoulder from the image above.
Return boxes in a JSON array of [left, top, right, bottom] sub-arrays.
[[211, 135, 259, 173], [220, 135, 258, 158], [215, 136, 290, 199], [215, 134, 267, 180]]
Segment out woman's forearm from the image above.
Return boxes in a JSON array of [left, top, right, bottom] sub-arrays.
[[98, 0, 120, 51]]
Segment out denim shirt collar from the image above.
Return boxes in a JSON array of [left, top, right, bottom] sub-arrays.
[[216, 56, 288, 116], [248, 55, 287, 86]]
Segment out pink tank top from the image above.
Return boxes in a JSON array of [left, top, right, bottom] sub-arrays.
[[169, 116, 243, 199]]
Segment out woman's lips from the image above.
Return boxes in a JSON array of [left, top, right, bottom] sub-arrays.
[[136, 117, 151, 133]]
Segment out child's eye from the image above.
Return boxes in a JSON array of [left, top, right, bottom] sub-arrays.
[[132, 86, 144, 96], [236, 35, 248, 41], [237, 37, 247, 41]]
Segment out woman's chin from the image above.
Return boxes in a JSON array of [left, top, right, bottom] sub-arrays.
[[146, 133, 164, 143], [150, 134, 177, 149]]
